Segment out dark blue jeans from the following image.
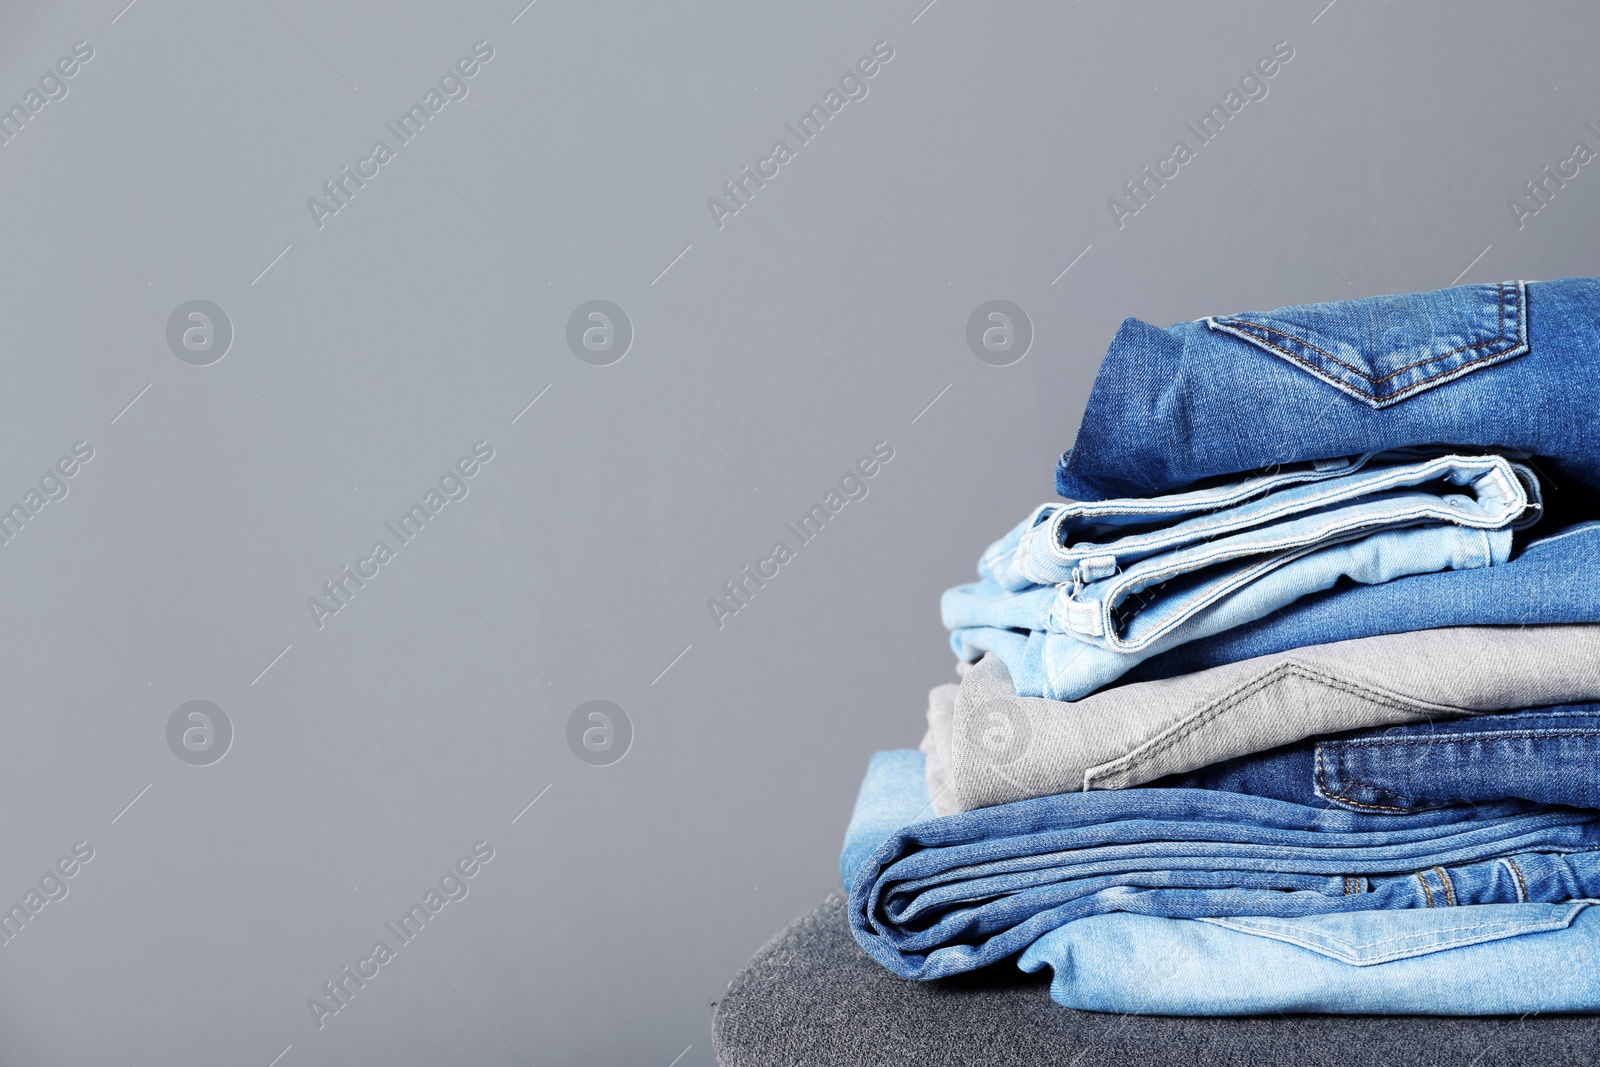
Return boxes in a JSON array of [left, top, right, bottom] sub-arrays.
[[1047, 279, 1600, 685], [1056, 278, 1600, 500], [1158, 704, 1600, 813]]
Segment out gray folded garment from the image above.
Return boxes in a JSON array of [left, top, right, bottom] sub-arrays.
[[922, 624, 1600, 816]]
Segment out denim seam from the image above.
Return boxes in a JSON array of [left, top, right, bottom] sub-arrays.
[[1047, 459, 1364, 522], [1076, 486, 1522, 649], [1091, 459, 1522, 582], [1043, 455, 1489, 572], [1435, 866, 1457, 906], [1085, 523, 1451, 649], [1049, 456, 1522, 617], [1040, 456, 1388, 562], [1418, 871, 1435, 907], [1319, 727, 1600, 809], [1216, 282, 1514, 385], [1503, 857, 1530, 903], [1317, 743, 1424, 813], [1086, 662, 1460, 789], [1528, 519, 1600, 551], [1211, 282, 1523, 394], [1204, 913, 1575, 953], [1331, 728, 1600, 749]]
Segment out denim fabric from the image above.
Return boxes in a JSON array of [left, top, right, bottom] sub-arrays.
[[1160, 705, 1600, 814], [982, 453, 1538, 597], [948, 517, 1515, 701], [981, 453, 1368, 591], [1018, 903, 1600, 1015], [1118, 519, 1600, 685], [715, 894, 1600, 1066], [920, 625, 1600, 815], [842, 749, 940, 883], [918, 678, 962, 815], [1054, 278, 1600, 501], [843, 750, 1600, 980], [950, 453, 1530, 667]]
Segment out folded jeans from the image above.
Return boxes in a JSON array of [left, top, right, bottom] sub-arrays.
[[1123, 519, 1600, 684], [1054, 278, 1600, 501], [948, 517, 1515, 700], [1018, 902, 1600, 1015], [1158, 705, 1600, 814], [920, 624, 1600, 815], [843, 749, 1600, 981]]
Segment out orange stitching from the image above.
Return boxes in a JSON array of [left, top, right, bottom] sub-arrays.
[[1217, 325, 1526, 404], [1316, 727, 1600, 813], [1507, 858, 1530, 902], [1434, 866, 1457, 907], [1417, 871, 1434, 907], [1315, 743, 1417, 812], [1216, 282, 1517, 386]]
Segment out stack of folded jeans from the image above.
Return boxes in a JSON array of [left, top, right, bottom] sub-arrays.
[[841, 278, 1600, 1014]]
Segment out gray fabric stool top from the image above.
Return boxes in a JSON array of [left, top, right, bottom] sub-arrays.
[[712, 894, 1600, 1066]]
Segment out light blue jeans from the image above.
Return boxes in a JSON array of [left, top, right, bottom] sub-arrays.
[[944, 453, 1533, 700], [1019, 903, 1600, 1015], [847, 751, 1600, 1013], [1127, 518, 1600, 684]]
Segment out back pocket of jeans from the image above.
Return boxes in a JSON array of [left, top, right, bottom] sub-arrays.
[[1206, 281, 1527, 408], [1201, 902, 1589, 966]]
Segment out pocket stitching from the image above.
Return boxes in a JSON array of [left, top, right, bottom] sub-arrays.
[[1316, 742, 1431, 813], [1208, 912, 1572, 953], [1086, 660, 1454, 789], [1212, 281, 1525, 402], [1316, 729, 1600, 813], [1219, 282, 1513, 385], [1203, 908, 1580, 966]]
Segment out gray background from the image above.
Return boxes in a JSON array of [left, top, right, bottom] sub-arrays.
[[0, 0, 1596, 1064]]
